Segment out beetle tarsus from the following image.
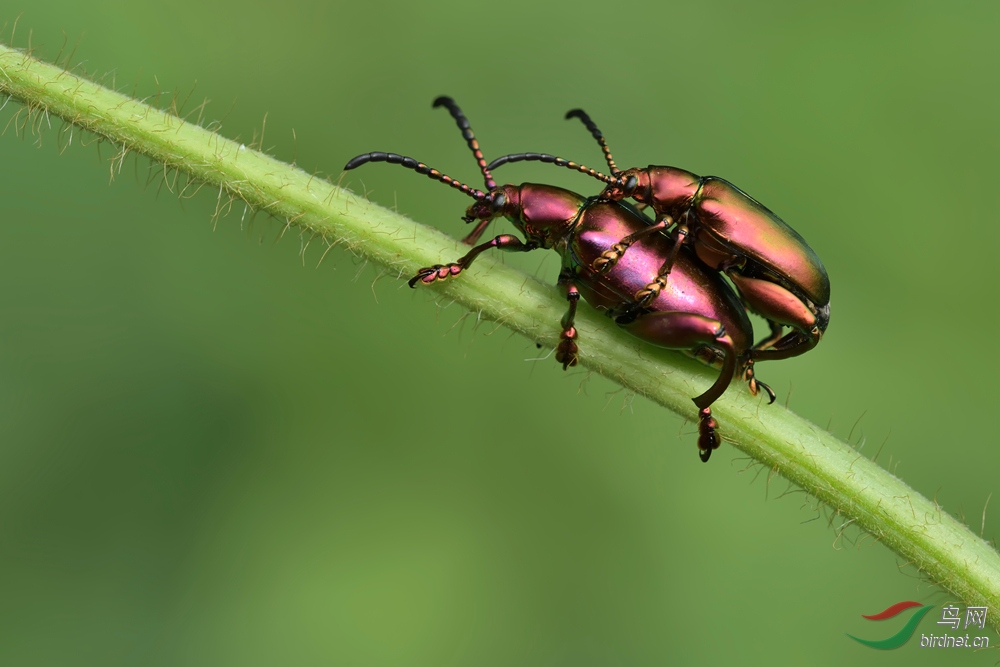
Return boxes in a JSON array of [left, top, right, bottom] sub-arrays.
[[592, 242, 629, 274], [556, 328, 579, 369], [747, 372, 776, 404], [742, 361, 776, 404], [698, 408, 720, 462], [634, 276, 668, 306], [591, 218, 672, 276], [555, 276, 582, 369], [407, 263, 464, 288]]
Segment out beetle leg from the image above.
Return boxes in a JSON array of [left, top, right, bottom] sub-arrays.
[[554, 272, 582, 370], [408, 234, 536, 287], [697, 409, 720, 462], [742, 358, 776, 404], [591, 216, 673, 274], [615, 311, 737, 462], [460, 218, 492, 246], [726, 271, 825, 362], [753, 320, 785, 351], [633, 223, 689, 306], [750, 327, 822, 362], [691, 345, 723, 367]]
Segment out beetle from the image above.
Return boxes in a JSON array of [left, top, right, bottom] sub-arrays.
[[344, 97, 773, 461], [486, 109, 830, 363]]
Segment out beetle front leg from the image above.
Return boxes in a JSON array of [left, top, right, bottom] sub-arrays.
[[555, 271, 581, 370], [409, 234, 536, 287], [460, 218, 492, 246], [591, 216, 672, 274]]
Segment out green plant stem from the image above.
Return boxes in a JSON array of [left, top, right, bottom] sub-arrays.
[[2, 42, 998, 631]]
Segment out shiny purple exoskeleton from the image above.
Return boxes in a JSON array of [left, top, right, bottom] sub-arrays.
[[487, 110, 830, 364], [344, 97, 774, 462]]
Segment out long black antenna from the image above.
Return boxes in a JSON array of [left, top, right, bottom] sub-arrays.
[[565, 109, 621, 176], [433, 96, 497, 191], [486, 152, 616, 185], [343, 152, 487, 201]]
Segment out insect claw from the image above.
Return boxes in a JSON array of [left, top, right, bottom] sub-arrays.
[[408, 266, 437, 288], [592, 243, 628, 274], [758, 380, 776, 404], [634, 277, 666, 307]]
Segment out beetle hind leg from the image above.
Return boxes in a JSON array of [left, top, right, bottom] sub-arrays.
[[726, 271, 826, 363], [753, 320, 785, 351], [616, 311, 737, 462], [750, 326, 822, 362]]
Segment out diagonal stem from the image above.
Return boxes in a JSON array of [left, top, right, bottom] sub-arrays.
[[1, 42, 998, 633]]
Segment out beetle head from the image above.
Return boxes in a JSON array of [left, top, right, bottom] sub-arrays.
[[604, 168, 650, 203], [462, 183, 585, 248], [462, 184, 519, 224]]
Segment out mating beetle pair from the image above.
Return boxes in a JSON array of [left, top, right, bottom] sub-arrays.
[[345, 98, 829, 461], [487, 111, 830, 363]]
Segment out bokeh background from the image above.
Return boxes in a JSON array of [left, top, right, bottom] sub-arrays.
[[1, 2, 998, 665]]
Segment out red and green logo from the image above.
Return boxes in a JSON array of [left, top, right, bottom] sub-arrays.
[[847, 601, 935, 650]]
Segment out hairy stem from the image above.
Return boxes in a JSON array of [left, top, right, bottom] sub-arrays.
[[1, 42, 998, 632]]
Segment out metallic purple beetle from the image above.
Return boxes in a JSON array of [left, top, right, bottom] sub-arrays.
[[487, 110, 830, 363], [344, 97, 774, 461]]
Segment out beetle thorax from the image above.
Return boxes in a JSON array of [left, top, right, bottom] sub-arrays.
[[644, 166, 702, 215], [509, 183, 586, 247]]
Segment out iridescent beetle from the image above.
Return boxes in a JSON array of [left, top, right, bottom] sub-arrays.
[[487, 110, 830, 363], [345, 98, 774, 461]]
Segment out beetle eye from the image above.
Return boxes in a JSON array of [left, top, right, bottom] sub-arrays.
[[491, 192, 507, 212], [625, 175, 638, 193]]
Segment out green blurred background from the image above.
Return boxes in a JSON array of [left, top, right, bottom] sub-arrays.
[[1, 1, 998, 665]]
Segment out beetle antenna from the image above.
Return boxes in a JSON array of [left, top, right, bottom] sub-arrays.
[[433, 96, 497, 191], [486, 153, 615, 184], [565, 109, 621, 176], [344, 152, 487, 201]]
